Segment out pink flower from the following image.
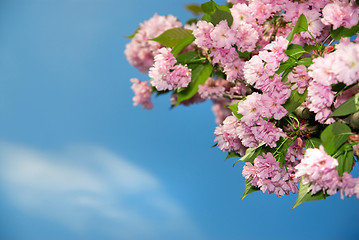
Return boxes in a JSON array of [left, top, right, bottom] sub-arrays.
[[263, 36, 289, 62], [295, 145, 340, 195], [236, 121, 257, 148], [242, 152, 299, 197], [223, 58, 245, 83], [233, 23, 259, 52], [209, 47, 238, 65], [149, 48, 191, 91], [288, 65, 310, 94], [322, 2, 359, 30], [254, 152, 280, 179], [252, 119, 286, 148], [210, 20, 237, 49], [230, 3, 256, 27], [214, 115, 246, 155], [243, 55, 266, 86], [340, 172, 357, 199], [212, 99, 232, 124], [125, 14, 182, 73], [130, 78, 154, 109], [193, 20, 215, 49], [198, 79, 225, 100], [237, 92, 265, 126], [307, 81, 334, 123]]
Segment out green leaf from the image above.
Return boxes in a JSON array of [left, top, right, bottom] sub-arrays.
[[242, 179, 260, 200], [331, 93, 359, 117], [283, 89, 308, 113], [297, 58, 313, 67], [201, 0, 233, 26], [276, 59, 295, 75], [237, 51, 251, 59], [201, 0, 216, 13], [186, 18, 198, 25], [185, 4, 203, 15], [176, 62, 213, 105], [336, 144, 354, 176], [226, 151, 241, 160], [233, 142, 266, 167], [171, 35, 196, 56], [126, 27, 140, 39], [150, 28, 194, 48], [331, 82, 346, 92], [320, 122, 352, 155], [330, 22, 359, 40], [292, 179, 326, 209], [227, 103, 243, 119], [176, 51, 200, 65], [305, 137, 321, 149], [303, 44, 316, 52], [286, 14, 308, 44], [274, 137, 291, 168], [285, 44, 307, 60]]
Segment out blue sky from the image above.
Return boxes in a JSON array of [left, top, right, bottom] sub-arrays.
[[0, 0, 358, 239]]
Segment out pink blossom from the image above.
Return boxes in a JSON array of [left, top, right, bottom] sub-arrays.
[[125, 14, 182, 73], [285, 138, 305, 164], [261, 93, 288, 120], [331, 42, 359, 86], [237, 92, 265, 126], [210, 20, 237, 49], [236, 121, 257, 148], [193, 20, 215, 49], [209, 47, 238, 65], [230, 3, 256, 27], [252, 119, 286, 148], [254, 152, 280, 179], [243, 55, 266, 86], [295, 145, 340, 195], [307, 81, 334, 123], [149, 48, 191, 91], [212, 100, 232, 124], [243, 152, 299, 197], [248, 2, 275, 25], [288, 65, 310, 94], [130, 78, 154, 109], [198, 79, 225, 100], [233, 23, 259, 52], [340, 172, 357, 199], [322, 1, 359, 30], [263, 36, 289, 62], [223, 58, 245, 83], [308, 54, 337, 86], [301, 11, 325, 39], [214, 115, 246, 155]]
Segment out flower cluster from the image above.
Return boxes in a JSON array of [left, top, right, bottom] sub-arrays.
[[149, 48, 192, 91], [126, 0, 359, 207], [242, 152, 299, 197], [295, 146, 357, 198], [130, 78, 153, 109], [125, 14, 182, 73]]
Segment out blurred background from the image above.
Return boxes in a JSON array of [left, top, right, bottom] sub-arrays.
[[0, 0, 358, 239]]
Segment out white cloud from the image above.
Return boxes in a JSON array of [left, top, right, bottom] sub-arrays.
[[0, 143, 205, 240]]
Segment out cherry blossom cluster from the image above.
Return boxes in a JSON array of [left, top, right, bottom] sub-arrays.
[[125, 14, 182, 74], [295, 146, 357, 198], [308, 39, 359, 123], [130, 78, 153, 109], [125, 0, 359, 205], [149, 47, 192, 91], [242, 152, 299, 197]]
